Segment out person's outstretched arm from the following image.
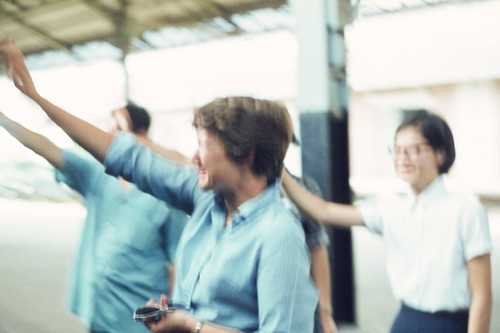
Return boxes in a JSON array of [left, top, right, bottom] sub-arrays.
[[1, 38, 112, 163], [0, 111, 64, 169], [281, 170, 364, 228], [136, 137, 194, 167]]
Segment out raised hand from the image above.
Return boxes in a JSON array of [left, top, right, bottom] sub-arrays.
[[1, 34, 113, 163], [0, 36, 39, 99]]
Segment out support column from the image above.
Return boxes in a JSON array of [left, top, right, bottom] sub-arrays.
[[289, 0, 355, 324]]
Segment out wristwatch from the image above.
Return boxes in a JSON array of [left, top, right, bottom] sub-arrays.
[[193, 320, 203, 333]]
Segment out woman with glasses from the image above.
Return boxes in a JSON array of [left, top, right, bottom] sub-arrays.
[[282, 110, 492, 333], [1, 38, 317, 333]]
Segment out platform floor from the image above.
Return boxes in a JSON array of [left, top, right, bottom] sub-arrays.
[[0, 198, 498, 333]]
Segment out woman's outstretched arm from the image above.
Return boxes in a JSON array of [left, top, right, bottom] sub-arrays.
[[282, 170, 364, 228], [1, 37, 113, 163]]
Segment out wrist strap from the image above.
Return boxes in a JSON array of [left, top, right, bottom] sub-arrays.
[[193, 320, 203, 333]]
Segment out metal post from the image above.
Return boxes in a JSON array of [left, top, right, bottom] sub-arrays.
[[289, 0, 355, 323]]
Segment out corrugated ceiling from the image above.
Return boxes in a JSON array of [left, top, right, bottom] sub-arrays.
[[0, 0, 290, 68], [0, 0, 482, 69]]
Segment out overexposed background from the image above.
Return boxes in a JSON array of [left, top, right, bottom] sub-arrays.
[[1, 1, 499, 332]]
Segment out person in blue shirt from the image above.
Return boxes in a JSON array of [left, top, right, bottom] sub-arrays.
[[0, 103, 187, 333], [2, 39, 318, 333]]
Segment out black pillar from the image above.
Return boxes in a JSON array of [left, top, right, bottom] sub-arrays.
[[300, 110, 355, 324]]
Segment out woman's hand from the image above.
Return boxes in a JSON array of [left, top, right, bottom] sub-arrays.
[[0, 36, 39, 99], [148, 310, 194, 333], [144, 294, 194, 333]]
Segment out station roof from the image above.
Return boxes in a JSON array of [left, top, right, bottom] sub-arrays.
[[0, 0, 290, 68], [0, 0, 474, 69]]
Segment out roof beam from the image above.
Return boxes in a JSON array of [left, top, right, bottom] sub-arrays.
[[0, 8, 71, 52], [76, 0, 156, 51], [189, 0, 242, 33]]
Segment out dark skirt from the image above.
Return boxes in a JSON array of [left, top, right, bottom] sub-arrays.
[[390, 303, 468, 333]]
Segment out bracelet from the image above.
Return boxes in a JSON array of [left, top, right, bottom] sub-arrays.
[[193, 319, 203, 333]]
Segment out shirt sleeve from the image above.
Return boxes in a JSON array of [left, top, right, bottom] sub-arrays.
[[257, 213, 318, 332], [55, 149, 103, 196], [460, 197, 492, 261], [299, 176, 330, 248], [356, 196, 385, 235], [104, 132, 200, 214]]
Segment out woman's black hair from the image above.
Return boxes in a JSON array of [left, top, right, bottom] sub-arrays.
[[396, 109, 456, 173]]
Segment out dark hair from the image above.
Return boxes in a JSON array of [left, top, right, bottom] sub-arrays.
[[192, 96, 293, 184], [396, 109, 455, 173], [125, 102, 151, 134]]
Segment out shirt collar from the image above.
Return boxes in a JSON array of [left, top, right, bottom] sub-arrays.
[[214, 178, 281, 229], [410, 175, 446, 204]]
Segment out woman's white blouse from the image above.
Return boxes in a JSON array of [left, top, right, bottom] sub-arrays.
[[357, 176, 492, 312]]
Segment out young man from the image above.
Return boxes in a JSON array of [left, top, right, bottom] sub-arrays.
[[0, 104, 187, 333]]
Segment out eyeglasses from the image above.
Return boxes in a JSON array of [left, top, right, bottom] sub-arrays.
[[388, 142, 431, 159]]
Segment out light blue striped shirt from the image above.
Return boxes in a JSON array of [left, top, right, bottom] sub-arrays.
[[105, 132, 318, 332]]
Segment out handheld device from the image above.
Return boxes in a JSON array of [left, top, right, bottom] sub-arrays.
[[133, 304, 176, 323]]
